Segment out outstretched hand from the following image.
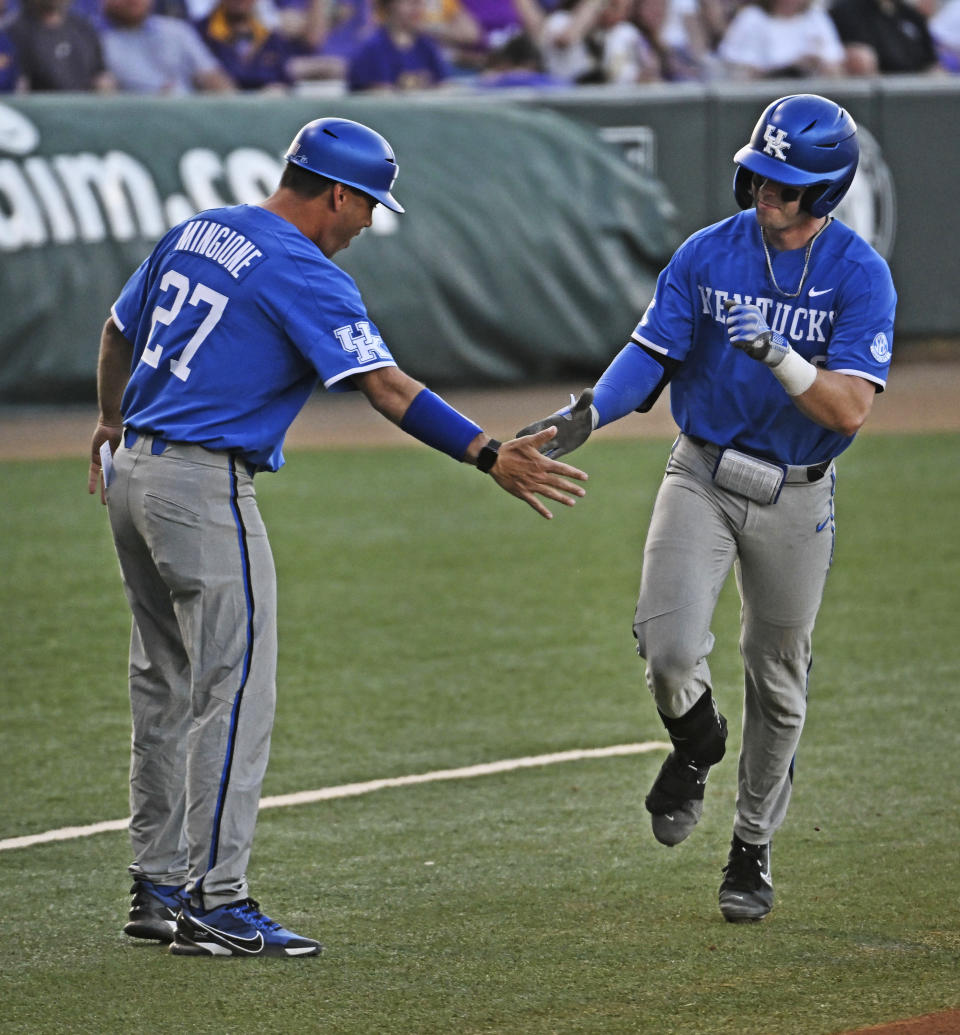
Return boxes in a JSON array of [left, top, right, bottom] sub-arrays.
[[516, 388, 597, 459], [491, 426, 588, 519]]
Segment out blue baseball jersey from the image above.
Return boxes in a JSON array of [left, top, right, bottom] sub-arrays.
[[632, 209, 897, 466], [112, 204, 396, 472]]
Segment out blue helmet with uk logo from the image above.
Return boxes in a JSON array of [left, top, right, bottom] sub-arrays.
[[284, 117, 404, 213], [732, 94, 860, 219]]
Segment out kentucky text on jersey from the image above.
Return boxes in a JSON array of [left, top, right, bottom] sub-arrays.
[[697, 286, 833, 343], [173, 219, 265, 280]]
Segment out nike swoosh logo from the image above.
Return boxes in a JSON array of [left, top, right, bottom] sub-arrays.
[[191, 915, 265, 955], [816, 517, 831, 533], [808, 287, 832, 297]]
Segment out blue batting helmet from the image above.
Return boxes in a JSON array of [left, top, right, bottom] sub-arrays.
[[284, 117, 404, 213], [732, 94, 859, 218]]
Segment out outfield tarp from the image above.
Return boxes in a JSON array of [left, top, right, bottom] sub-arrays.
[[0, 96, 678, 403]]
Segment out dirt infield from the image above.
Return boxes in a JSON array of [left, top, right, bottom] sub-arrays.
[[839, 1011, 960, 1035], [1, 355, 958, 462]]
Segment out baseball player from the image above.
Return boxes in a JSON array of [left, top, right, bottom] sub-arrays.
[[519, 95, 896, 922], [87, 117, 588, 957]]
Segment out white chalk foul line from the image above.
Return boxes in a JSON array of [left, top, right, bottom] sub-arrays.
[[0, 741, 669, 853]]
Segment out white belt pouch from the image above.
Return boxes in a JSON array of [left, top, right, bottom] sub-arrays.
[[712, 448, 786, 505]]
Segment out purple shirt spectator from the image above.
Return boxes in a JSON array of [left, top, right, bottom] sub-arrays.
[[0, 26, 19, 89], [458, 0, 543, 47], [461, 0, 516, 36], [197, 0, 306, 88], [347, 23, 448, 87], [315, 0, 373, 58]]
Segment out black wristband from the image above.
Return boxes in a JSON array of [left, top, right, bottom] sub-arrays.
[[476, 439, 501, 473]]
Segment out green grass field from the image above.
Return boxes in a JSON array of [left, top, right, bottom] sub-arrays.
[[1, 433, 958, 1035]]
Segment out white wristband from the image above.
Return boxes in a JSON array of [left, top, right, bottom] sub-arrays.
[[771, 348, 817, 396]]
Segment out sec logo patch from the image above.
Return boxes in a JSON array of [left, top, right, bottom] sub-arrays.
[[870, 332, 891, 363]]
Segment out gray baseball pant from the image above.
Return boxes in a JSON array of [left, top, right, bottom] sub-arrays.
[[107, 433, 277, 909], [634, 434, 835, 843]]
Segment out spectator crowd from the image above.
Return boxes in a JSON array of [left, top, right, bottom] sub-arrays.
[[0, 0, 958, 95]]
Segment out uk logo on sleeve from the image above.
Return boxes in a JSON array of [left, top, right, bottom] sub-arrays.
[[334, 321, 390, 363]]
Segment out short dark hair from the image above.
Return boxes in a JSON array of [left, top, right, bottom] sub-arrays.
[[280, 162, 336, 198]]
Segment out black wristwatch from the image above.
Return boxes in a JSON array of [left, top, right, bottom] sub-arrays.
[[476, 439, 501, 473]]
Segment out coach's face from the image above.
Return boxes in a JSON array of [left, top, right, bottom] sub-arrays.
[[322, 184, 377, 257]]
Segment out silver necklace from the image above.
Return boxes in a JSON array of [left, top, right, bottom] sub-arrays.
[[760, 218, 831, 298]]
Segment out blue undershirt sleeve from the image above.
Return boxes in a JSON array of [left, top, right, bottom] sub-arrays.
[[592, 344, 672, 429]]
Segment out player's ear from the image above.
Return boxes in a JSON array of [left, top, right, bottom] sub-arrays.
[[330, 182, 350, 210]]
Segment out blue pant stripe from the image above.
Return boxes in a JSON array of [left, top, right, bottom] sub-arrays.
[[206, 459, 255, 875]]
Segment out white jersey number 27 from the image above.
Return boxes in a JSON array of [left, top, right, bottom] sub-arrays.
[[140, 270, 228, 382]]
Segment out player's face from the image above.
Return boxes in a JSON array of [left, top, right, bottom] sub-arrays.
[[751, 173, 806, 231]]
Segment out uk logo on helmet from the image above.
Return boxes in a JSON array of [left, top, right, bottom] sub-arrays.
[[763, 125, 791, 161]]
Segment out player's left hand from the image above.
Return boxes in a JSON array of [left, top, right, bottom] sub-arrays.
[[724, 301, 789, 367], [88, 420, 123, 505], [492, 426, 588, 520], [516, 388, 597, 459]]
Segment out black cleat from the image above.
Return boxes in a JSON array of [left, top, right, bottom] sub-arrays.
[[123, 880, 188, 942], [644, 751, 711, 846], [719, 835, 774, 922]]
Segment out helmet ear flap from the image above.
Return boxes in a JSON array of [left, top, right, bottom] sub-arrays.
[[733, 166, 753, 209], [801, 183, 828, 217], [804, 180, 852, 218]]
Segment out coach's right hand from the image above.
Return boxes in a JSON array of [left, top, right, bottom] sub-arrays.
[[491, 426, 588, 519]]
